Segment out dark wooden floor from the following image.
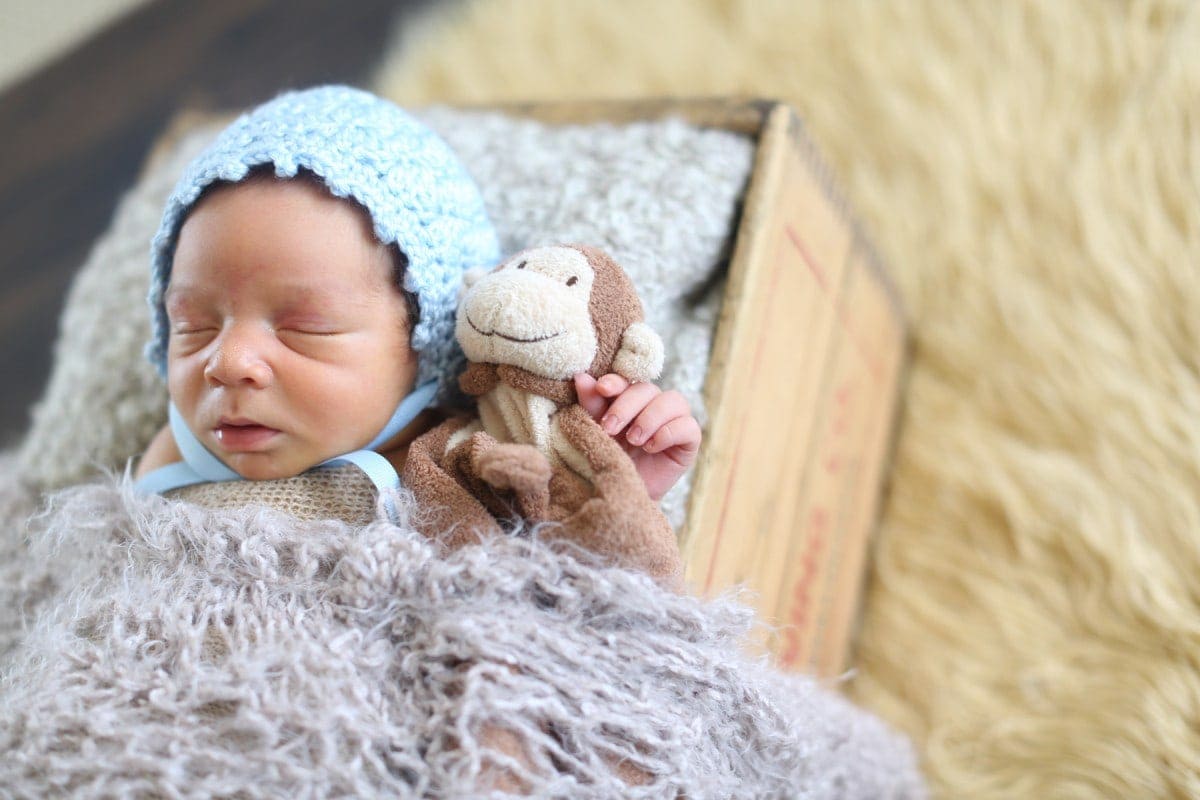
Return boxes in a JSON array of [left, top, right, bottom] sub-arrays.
[[0, 0, 434, 450]]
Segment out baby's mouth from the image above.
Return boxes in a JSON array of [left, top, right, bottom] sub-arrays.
[[214, 418, 280, 451]]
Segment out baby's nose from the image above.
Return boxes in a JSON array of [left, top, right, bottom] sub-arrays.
[[204, 326, 273, 388]]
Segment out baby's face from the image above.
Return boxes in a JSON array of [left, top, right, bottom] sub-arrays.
[[165, 178, 417, 480]]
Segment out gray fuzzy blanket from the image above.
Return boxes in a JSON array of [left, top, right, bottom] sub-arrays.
[[0, 457, 923, 798]]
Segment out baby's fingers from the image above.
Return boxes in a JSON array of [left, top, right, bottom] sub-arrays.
[[573, 373, 609, 420], [624, 390, 690, 447], [600, 381, 660, 436], [595, 373, 631, 398], [644, 415, 702, 464]]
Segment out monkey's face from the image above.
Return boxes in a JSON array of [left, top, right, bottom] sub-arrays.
[[456, 246, 599, 379]]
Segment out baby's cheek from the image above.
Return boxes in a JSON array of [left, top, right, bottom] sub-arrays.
[[290, 362, 356, 409], [395, 340, 419, 367], [289, 335, 414, 419], [299, 360, 389, 419], [166, 360, 202, 408]]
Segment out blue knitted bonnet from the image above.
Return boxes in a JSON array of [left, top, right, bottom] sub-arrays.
[[145, 85, 500, 400]]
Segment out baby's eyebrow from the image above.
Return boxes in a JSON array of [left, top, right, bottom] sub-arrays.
[[163, 284, 208, 310], [164, 282, 373, 316], [276, 284, 371, 314]]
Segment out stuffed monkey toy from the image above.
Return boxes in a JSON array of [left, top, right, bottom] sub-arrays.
[[403, 243, 678, 789], [403, 244, 684, 592]]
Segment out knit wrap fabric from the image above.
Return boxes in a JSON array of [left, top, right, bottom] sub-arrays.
[[144, 85, 501, 401], [164, 463, 378, 526], [0, 465, 926, 798]]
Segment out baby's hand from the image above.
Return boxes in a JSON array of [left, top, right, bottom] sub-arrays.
[[574, 372, 702, 502]]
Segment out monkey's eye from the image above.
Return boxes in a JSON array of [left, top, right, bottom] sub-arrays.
[[517, 260, 527, 270], [566, 276, 578, 287]]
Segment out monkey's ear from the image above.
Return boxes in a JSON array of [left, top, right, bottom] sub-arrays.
[[612, 321, 664, 383], [459, 267, 488, 301]]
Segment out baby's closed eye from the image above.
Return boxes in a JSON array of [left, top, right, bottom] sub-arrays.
[[169, 319, 220, 341], [277, 326, 344, 336], [168, 325, 218, 357], [273, 308, 348, 336], [275, 326, 357, 357], [275, 313, 353, 341]]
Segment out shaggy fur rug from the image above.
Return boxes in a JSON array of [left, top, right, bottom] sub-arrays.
[[371, 1, 1200, 797], [0, 459, 923, 798]]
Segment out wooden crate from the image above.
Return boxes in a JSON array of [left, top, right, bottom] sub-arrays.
[[499, 98, 909, 677], [152, 97, 910, 678]]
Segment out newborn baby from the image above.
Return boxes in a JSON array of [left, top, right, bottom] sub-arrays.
[[134, 86, 701, 526]]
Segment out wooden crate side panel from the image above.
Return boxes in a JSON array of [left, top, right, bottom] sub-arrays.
[[679, 106, 821, 589], [759, 243, 859, 669], [722, 120, 856, 600], [677, 105, 788, 582], [770, 240, 905, 672], [681, 106, 857, 618], [680, 105, 908, 676], [696, 197, 847, 596], [812, 247, 908, 676]]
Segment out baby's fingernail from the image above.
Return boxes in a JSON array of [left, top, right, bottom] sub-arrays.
[[602, 415, 618, 434], [627, 426, 644, 445]]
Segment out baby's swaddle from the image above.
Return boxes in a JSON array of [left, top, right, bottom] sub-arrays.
[[165, 464, 378, 525]]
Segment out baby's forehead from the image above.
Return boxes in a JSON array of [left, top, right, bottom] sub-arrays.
[[166, 277, 363, 304], [172, 175, 402, 284], [192, 169, 379, 232]]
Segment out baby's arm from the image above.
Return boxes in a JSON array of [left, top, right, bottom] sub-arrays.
[[134, 423, 182, 479], [573, 373, 702, 502]]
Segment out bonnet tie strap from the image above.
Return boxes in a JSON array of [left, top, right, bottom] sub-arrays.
[[132, 379, 439, 525]]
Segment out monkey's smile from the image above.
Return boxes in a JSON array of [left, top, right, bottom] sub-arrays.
[[466, 314, 563, 344]]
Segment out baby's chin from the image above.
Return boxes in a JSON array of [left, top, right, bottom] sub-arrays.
[[219, 450, 319, 481]]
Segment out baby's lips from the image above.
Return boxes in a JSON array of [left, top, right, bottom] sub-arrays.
[[213, 421, 281, 450], [218, 415, 268, 428]]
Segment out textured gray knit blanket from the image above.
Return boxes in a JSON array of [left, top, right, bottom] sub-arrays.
[[0, 108, 925, 798], [0, 461, 923, 798]]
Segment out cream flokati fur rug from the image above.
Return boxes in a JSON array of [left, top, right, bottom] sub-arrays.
[[372, 1, 1200, 797]]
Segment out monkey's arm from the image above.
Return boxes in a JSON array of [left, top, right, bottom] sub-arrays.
[[402, 417, 504, 550], [548, 404, 684, 592]]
